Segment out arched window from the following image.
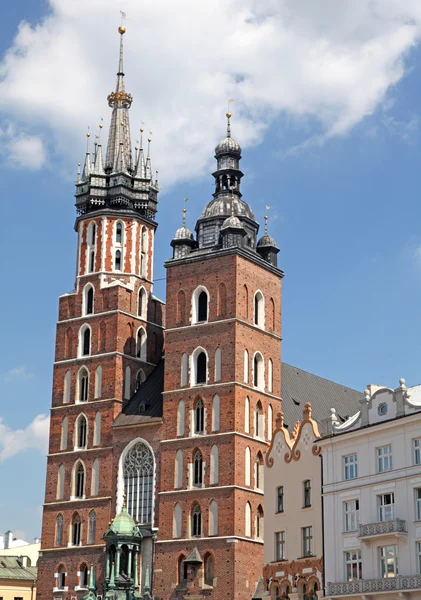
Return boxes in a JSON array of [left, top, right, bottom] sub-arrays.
[[245, 397, 250, 433], [84, 285, 94, 316], [245, 502, 252, 537], [175, 449, 183, 489], [243, 284, 249, 319], [65, 327, 73, 359], [193, 450, 203, 487], [88, 510, 96, 544], [89, 251, 95, 273], [196, 352, 207, 384], [268, 359, 273, 393], [253, 353, 264, 389], [140, 227, 148, 277], [115, 250, 122, 270], [177, 290, 186, 324], [60, 417, 68, 451], [57, 464, 65, 499], [74, 462, 85, 499], [245, 447, 251, 486], [270, 297, 276, 331], [55, 514, 64, 547], [254, 291, 265, 328], [87, 221, 96, 274], [136, 328, 147, 361], [218, 283, 227, 317], [94, 365, 102, 399], [91, 459, 99, 496], [124, 365, 131, 400], [210, 445, 219, 485], [80, 564, 89, 588], [204, 553, 215, 586], [192, 287, 209, 324], [244, 349, 249, 383], [178, 555, 187, 586], [173, 503, 182, 538], [72, 513, 81, 546], [123, 441, 154, 524], [268, 404, 273, 441], [93, 412, 101, 446], [79, 325, 91, 357], [191, 504, 202, 537], [57, 565, 66, 589], [212, 395, 220, 432], [77, 367, 89, 403], [63, 370, 71, 404], [255, 452, 264, 490], [75, 415, 87, 449], [177, 400, 185, 436], [181, 353, 188, 387], [138, 287, 147, 319], [135, 369, 146, 390], [209, 501, 218, 536], [214, 348, 222, 382], [116, 222, 123, 243], [194, 399, 204, 434], [256, 505, 264, 540], [255, 401, 264, 438]]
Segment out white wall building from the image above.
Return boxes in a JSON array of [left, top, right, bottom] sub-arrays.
[[320, 378, 421, 600]]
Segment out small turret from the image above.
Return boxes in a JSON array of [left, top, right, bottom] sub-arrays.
[[257, 215, 279, 266], [171, 203, 196, 258]]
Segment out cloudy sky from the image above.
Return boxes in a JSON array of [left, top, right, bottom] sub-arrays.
[[1, 0, 421, 541]]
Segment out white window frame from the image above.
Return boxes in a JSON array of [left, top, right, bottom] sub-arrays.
[[377, 492, 395, 522], [377, 445, 393, 473], [379, 545, 398, 578], [417, 541, 421, 574], [302, 526, 313, 557], [191, 286, 210, 325], [414, 438, 421, 466], [344, 454, 358, 480], [344, 550, 362, 581], [344, 499, 359, 532], [275, 531, 285, 561], [415, 489, 421, 521]]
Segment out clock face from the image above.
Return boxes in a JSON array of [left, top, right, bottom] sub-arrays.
[[378, 403, 388, 416]]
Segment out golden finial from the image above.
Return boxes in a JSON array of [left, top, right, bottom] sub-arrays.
[[119, 10, 126, 34], [86, 128, 91, 153], [264, 205, 271, 235], [182, 198, 188, 227]]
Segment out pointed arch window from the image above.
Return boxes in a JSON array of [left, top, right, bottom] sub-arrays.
[[124, 365, 131, 400], [193, 450, 203, 487], [268, 359, 273, 393], [136, 328, 147, 361], [192, 287, 209, 324], [212, 395, 220, 432], [253, 353, 264, 390], [79, 325, 91, 357], [138, 287, 147, 319], [57, 565, 66, 590], [74, 462, 85, 499], [55, 514, 64, 547], [57, 464, 65, 500], [210, 445, 219, 485], [123, 441, 154, 524], [244, 349, 249, 384], [255, 401, 264, 438], [177, 400, 185, 437], [173, 503, 182, 539], [87, 221, 96, 274], [140, 227, 148, 277], [204, 553, 215, 585], [268, 404, 273, 441], [245, 397, 250, 433], [86, 286, 94, 315], [91, 459, 99, 496], [78, 368, 89, 402], [181, 353, 188, 387], [254, 291, 264, 328], [75, 415, 87, 449], [116, 222, 122, 243], [243, 284, 249, 319], [60, 417, 68, 451], [94, 365, 102, 399], [255, 452, 264, 490], [191, 504, 202, 537], [175, 449, 183, 489], [245, 502, 252, 537], [209, 501, 218, 536], [194, 399, 204, 434], [89, 251, 95, 273], [79, 564, 89, 588], [178, 555, 187, 586], [93, 412, 101, 446], [72, 513, 81, 546], [214, 348, 222, 382], [115, 249, 122, 270], [256, 505, 264, 540], [245, 447, 251, 486], [196, 352, 206, 384], [135, 369, 146, 390], [63, 370, 71, 404]]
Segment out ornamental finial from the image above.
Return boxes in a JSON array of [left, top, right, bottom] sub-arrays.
[[182, 198, 188, 226], [226, 100, 234, 138], [264, 206, 271, 234], [118, 10, 126, 35]]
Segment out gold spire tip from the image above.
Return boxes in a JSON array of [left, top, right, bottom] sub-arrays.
[[226, 112, 232, 118], [118, 25, 126, 34]]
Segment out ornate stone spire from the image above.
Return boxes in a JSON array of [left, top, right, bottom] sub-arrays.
[[105, 25, 133, 172]]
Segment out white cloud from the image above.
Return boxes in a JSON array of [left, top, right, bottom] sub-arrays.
[[0, 414, 49, 462], [0, 124, 45, 169], [0, 0, 421, 183], [4, 366, 33, 382]]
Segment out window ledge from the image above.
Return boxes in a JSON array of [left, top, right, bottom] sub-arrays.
[[270, 559, 288, 564], [74, 586, 88, 591], [297, 555, 315, 559], [53, 587, 68, 593]]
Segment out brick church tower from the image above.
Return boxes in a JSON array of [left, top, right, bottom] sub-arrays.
[[37, 25, 164, 597], [153, 114, 283, 599]]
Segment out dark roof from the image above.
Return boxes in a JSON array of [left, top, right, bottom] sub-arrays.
[[0, 556, 37, 581], [281, 362, 362, 433], [113, 359, 164, 427]]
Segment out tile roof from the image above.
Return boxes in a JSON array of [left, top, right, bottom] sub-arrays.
[[0, 556, 37, 581], [281, 362, 362, 433]]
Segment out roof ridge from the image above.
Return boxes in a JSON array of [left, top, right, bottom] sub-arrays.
[[282, 362, 362, 395]]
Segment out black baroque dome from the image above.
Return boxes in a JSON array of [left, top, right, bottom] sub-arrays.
[[200, 194, 255, 220]]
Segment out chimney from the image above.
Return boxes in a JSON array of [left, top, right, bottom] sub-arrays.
[[4, 531, 13, 550], [34, 537, 40, 544]]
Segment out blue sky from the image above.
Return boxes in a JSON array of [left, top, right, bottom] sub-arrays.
[[1, 0, 421, 541]]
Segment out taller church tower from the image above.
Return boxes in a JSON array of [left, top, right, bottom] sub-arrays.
[[37, 26, 164, 598], [154, 114, 283, 599]]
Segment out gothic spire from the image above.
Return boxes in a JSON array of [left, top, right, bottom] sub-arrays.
[[105, 26, 133, 172]]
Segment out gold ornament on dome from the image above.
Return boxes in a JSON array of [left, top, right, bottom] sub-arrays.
[[107, 90, 133, 107]]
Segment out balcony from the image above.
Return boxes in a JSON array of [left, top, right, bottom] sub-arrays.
[[358, 519, 407, 540], [327, 575, 421, 596]]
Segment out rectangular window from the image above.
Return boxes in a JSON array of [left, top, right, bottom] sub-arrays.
[[344, 454, 358, 480], [380, 545, 398, 578], [302, 526, 313, 557], [344, 550, 362, 581], [344, 499, 360, 532], [414, 439, 421, 466], [417, 541, 421, 574], [303, 480, 311, 508], [275, 531, 285, 561], [277, 486, 284, 513], [377, 493, 395, 522], [377, 445, 393, 473], [416, 489, 421, 521]]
